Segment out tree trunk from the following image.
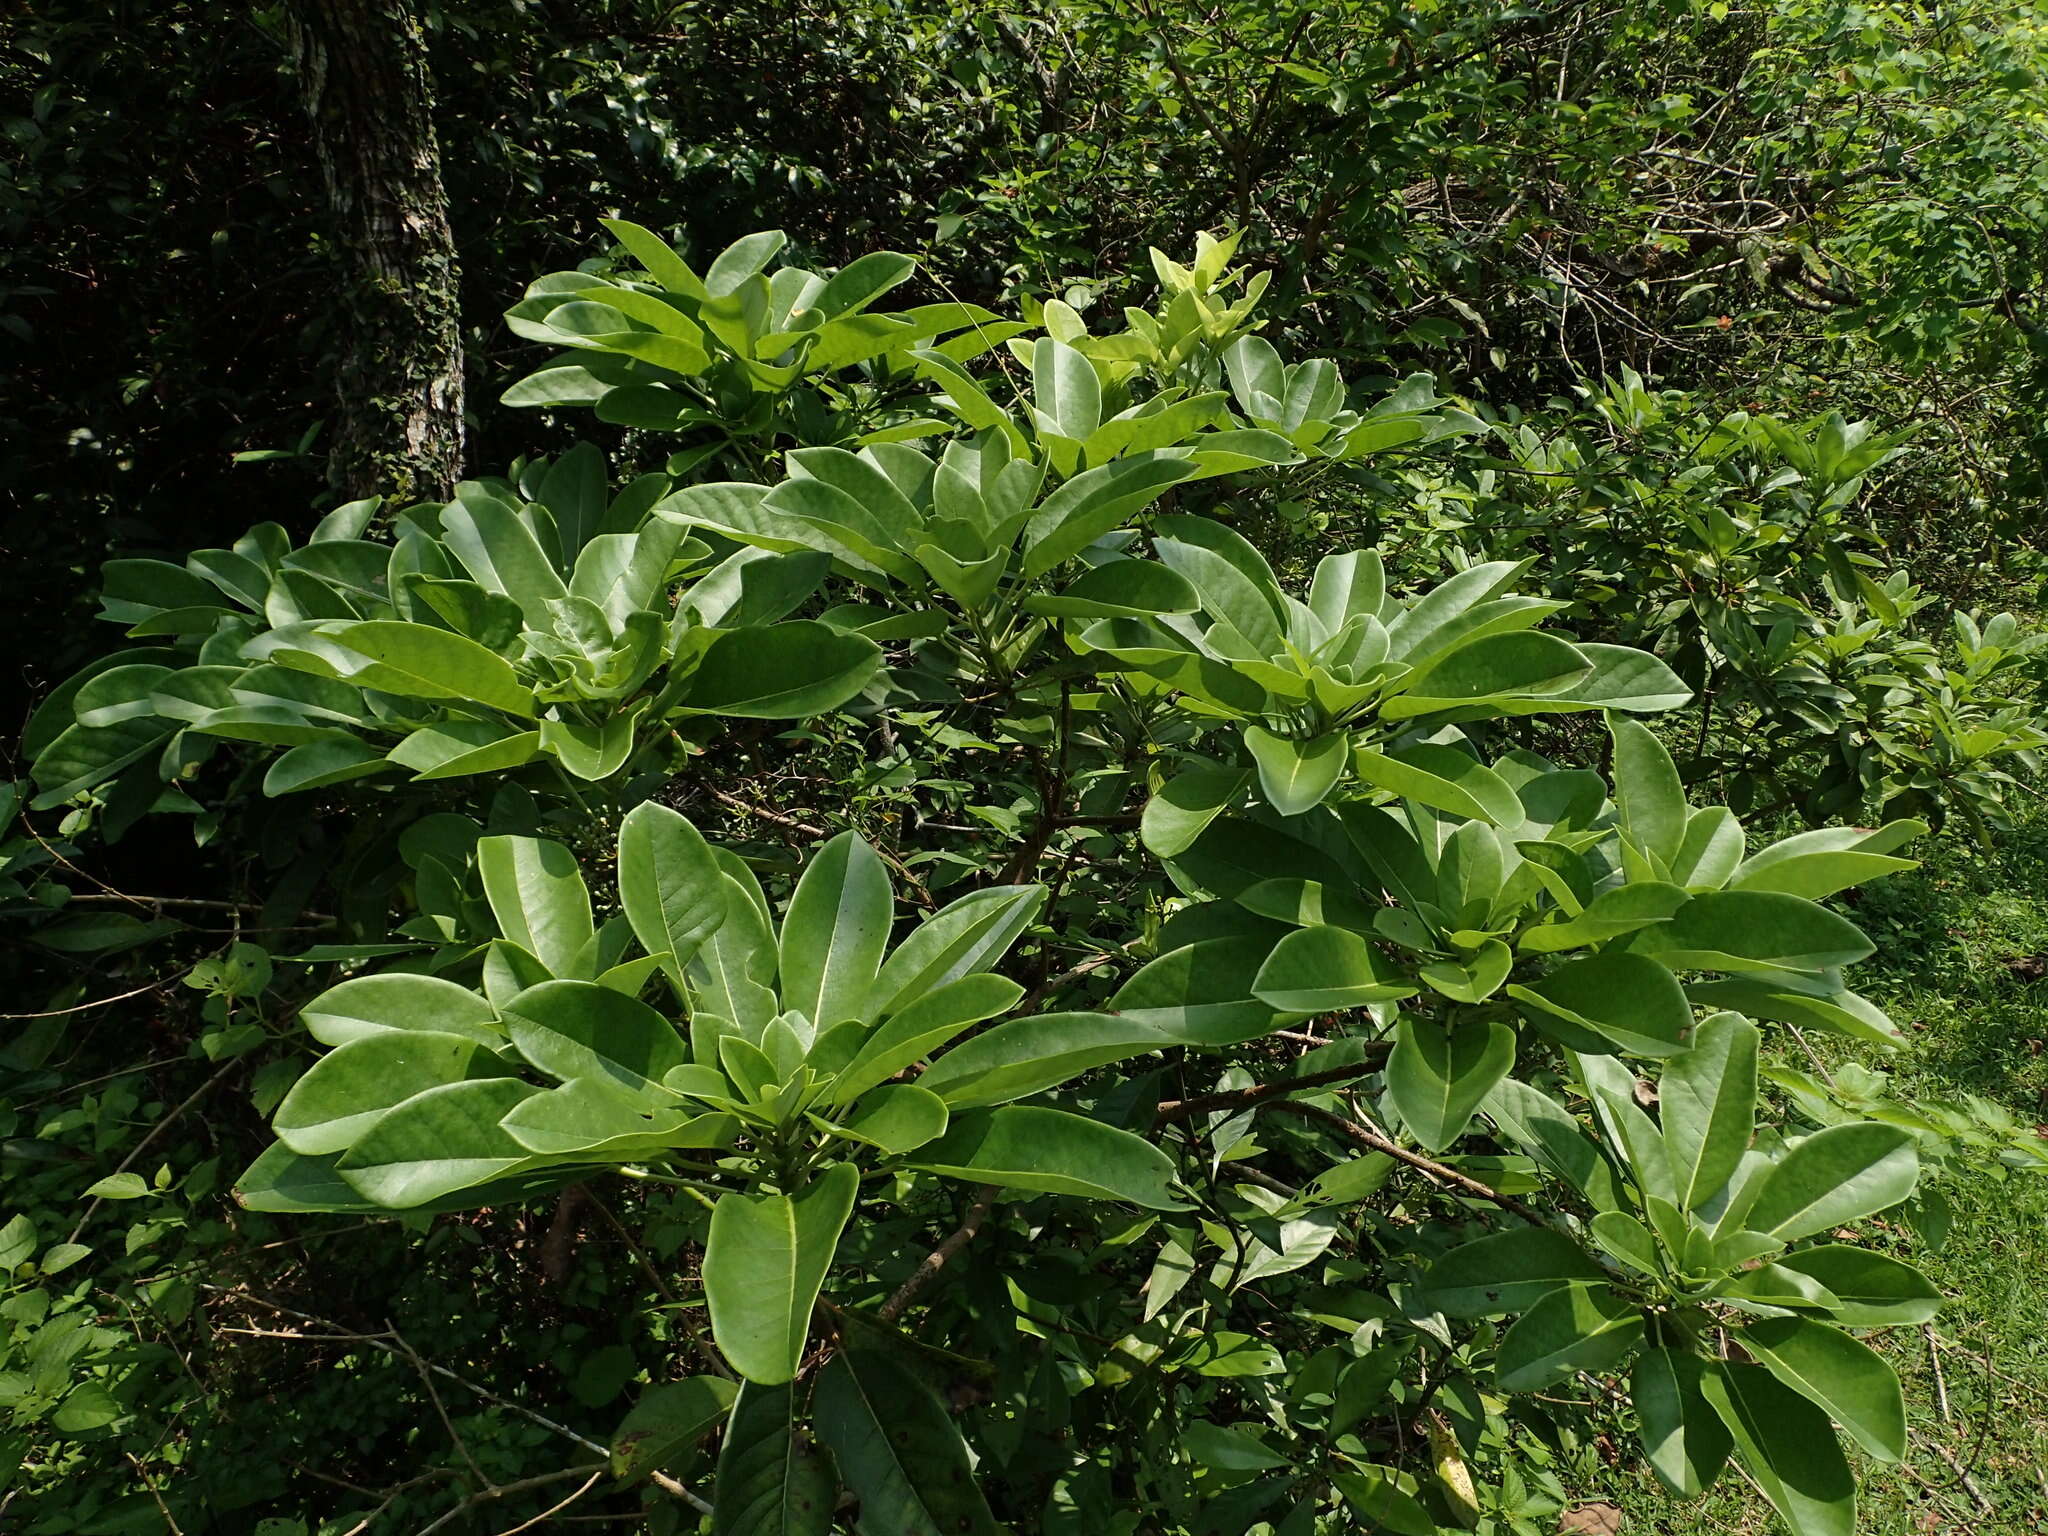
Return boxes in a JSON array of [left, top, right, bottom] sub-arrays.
[[284, 0, 464, 503]]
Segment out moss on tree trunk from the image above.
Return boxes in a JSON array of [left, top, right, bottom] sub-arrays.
[[285, 0, 464, 503]]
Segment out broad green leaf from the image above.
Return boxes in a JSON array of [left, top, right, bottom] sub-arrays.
[[1331, 1467, 1435, 1536], [1020, 454, 1201, 578], [236, 1142, 389, 1214], [1032, 335, 1102, 440], [501, 981, 689, 1093], [334, 1078, 549, 1208], [1494, 1283, 1645, 1391], [680, 622, 881, 718], [1731, 823, 1923, 900], [834, 1084, 948, 1154], [1551, 643, 1692, 713], [1024, 558, 1201, 621], [918, 1011, 1170, 1108], [1380, 630, 1590, 717], [611, 1376, 738, 1484], [865, 884, 1044, 1021], [1633, 1348, 1732, 1496], [1243, 725, 1347, 816], [1774, 1245, 1940, 1326], [299, 974, 503, 1049], [1623, 891, 1874, 975], [911, 1106, 1181, 1207], [828, 972, 1022, 1106], [1747, 1123, 1919, 1242], [703, 1162, 858, 1384], [327, 620, 534, 716], [1111, 936, 1291, 1045], [273, 1030, 508, 1155], [619, 802, 726, 992], [813, 1346, 1003, 1536], [1660, 1012, 1759, 1209], [1351, 744, 1523, 826], [1611, 717, 1688, 869], [1421, 1227, 1606, 1318], [1141, 765, 1248, 857], [1743, 1317, 1905, 1461], [687, 870, 780, 1036], [1386, 1015, 1516, 1152], [263, 736, 392, 795], [779, 831, 893, 1028], [500, 1077, 721, 1157], [710, 1381, 833, 1536], [1700, 1360, 1856, 1536], [478, 835, 594, 978], [1183, 1420, 1291, 1472], [1482, 1077, 1619, 1208], [1509, 950, 1692, 1057], [1251, 924, 1416, 1012]]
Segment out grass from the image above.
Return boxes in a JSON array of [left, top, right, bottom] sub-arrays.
[[1611, 799, 2048, 1533]]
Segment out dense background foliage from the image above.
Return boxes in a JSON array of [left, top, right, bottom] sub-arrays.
[[5, 2, 2048, 1532]]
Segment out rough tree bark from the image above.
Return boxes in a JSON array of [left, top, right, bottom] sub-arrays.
[[284, 0, 464, 503]]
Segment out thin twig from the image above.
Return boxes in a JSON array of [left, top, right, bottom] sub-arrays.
[[1154, 1052, 1393, 1124], [1257, 1099, 1545, 1224], [415, 1464, 605, 1536], [200, 1288, 712, 1514], [878, 1186, 999, 1322], [0, 977, 170, 1020], [1924, 1439, 1995, 1514], [69, 1059, 240, 1244], [1927, 1325, 1952, 1422]]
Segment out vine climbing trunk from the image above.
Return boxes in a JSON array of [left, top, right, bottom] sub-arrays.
[[284, 0, 464, 503]]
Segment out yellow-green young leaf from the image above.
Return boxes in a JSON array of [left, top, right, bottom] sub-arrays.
[[813, 1346, 1003, 1536], [1747, 1122, 1919, 1242], [611, 1376, 738, 1484], [710, 1381, 833, 1536], [1386, 1016, 1517, 1152], [1421, 1227, 1606, 1318], [618, 802, 726, 992], [1700, 1360, 1856, 1536], [703, 1163, 858, 1385], [1632, 1348, 1732, 1496], [1331, 1466, 1435, 1536], [911, 1106, 1182, 1208], [1494, 1283, 1645, 1391], [778, 831, 893, 1029], [1742, 1317, 1906, 1461], [1243, 725, 1347, 816]]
